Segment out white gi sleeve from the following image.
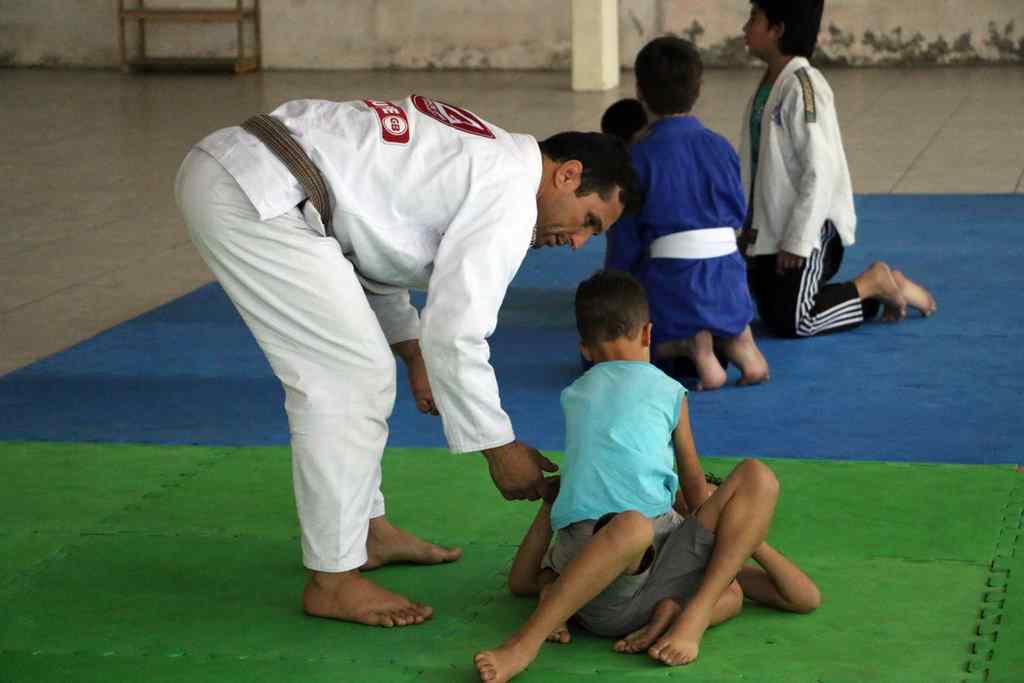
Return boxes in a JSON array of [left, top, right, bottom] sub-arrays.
[[780, 77, 837, 258], [363, 288, 421, 345], [419, 187, 531, 454]]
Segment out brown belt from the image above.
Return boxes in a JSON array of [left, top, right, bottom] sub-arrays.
[[241, 114, 334, 237]]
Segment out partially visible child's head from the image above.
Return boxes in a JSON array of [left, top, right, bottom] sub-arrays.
[[634, 36, 703, 117], [747, 0, 824, 59], [600, 98, 648, 145], [574, 270, 651, 359]]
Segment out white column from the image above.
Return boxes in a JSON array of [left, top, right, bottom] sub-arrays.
[[571, 0, 620, 92]]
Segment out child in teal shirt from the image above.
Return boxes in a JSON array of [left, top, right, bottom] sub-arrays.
[[473, 271, 819, 681], [551, 351, 686, 528]]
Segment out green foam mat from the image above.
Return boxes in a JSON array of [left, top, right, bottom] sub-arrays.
[[0, 442, 223, 531], [975, 476, 1024, 683], [0, 442, 224, 594], [0, 442, 1020, 682]]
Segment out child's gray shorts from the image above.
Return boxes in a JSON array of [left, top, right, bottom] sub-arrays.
[[542, 510, 715, 638]]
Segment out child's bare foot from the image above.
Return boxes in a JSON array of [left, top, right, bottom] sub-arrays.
[[892, 270, 936, 317], [691, 330, 727, 391], [854, 261, 906, 318], [362, 516, 462, 570], [303, 570, 433, 627], [647, 601, 713, 666], [719, 326, 769, 386], [538, 584, 571, 643], [474, 639, 538, 682], [614, 598, 681, 654], [654, 334, 725, 390], [881, 304, 903, 322], [546, 623, 571, 643]]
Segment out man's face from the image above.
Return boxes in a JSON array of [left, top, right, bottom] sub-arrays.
[[534, 162, 625, 251]]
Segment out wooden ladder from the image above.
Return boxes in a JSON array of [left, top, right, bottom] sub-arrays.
[[116, 0, 261, 73]]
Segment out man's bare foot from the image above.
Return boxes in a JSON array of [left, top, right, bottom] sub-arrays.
[[474, 639, 539, 682], [892, 270, 936, 317], [720, 327, 769, 386], [647, 601, 713, 666], [614, 598, 681, 654], [854, 261, 906, 318], [362, 516, 462, 570], [303, 570, 433, 627]]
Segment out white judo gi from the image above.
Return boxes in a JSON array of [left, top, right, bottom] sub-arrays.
[[175, 96, 542, 572], [739, 56, 856, 259], [739, 58, 872, 338]]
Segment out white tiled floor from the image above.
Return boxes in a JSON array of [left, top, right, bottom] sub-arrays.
[[1, 66, 1022, 375]]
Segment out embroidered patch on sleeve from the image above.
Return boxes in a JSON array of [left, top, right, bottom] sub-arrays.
[[364, 99, 411, 144], [795, 68, 817, 124]]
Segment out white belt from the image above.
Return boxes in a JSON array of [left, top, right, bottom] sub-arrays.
[[649, 227, 738, 260]]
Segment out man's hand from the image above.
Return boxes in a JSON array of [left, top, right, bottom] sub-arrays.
[[482, 441, 558, 501], [391, 340, 439, 416], [406, 354, 438, 415], [775, 250, 806, 275]]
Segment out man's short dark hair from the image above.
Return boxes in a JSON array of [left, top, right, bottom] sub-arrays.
[[600, 98, 648, 144], [752, 0, 825, 58], [634, 36, 703, 116], [574, 270, 649, 347], [539, 132, 642, 215]]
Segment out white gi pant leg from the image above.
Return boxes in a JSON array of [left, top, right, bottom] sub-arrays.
[[175, 148, 392, 572]]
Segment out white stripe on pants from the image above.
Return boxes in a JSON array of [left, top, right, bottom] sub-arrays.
[[175, 148, 392, 572], [794, 224, 864, 337]]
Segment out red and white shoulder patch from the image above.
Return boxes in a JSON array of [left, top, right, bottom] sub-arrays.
[[412, 95, 495, 139]]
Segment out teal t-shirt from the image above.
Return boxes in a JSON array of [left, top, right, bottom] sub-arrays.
[[750, 82, 773, 179], [550, 361, 688, 530]]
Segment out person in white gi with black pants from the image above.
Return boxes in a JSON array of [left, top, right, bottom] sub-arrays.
[[740, 0, 936, 338], [175, 95, 636, 628]]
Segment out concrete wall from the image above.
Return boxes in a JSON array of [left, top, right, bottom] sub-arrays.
[[2, 0, 1022, 69], [627, 0, 1024, 67]]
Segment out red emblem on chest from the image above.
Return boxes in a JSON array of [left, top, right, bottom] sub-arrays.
[[412, 95, 495, 139], [364, 99, 410, 144]]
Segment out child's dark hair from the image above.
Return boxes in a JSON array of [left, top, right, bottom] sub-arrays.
[[634, 36, 702, 116], [574, 270, 649, 347], [600, 98, 648, 144], [752, 0, 825, 58]]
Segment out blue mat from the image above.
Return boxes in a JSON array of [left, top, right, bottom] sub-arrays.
[[2, 195, 1022, 463]]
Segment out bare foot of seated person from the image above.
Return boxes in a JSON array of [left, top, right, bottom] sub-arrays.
[[614, 597, 681, 653], [540, 581, 572, 644], [615, 580, 744, 655]]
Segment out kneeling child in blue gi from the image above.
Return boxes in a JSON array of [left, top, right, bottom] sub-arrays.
[[607, 37, 769, 390]]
